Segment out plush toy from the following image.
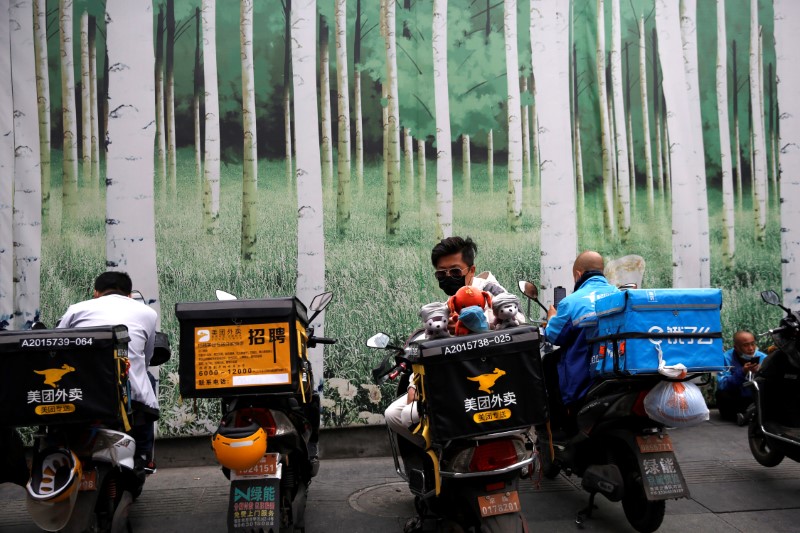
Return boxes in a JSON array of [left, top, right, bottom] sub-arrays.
[[492, 292, 521, 330], [419, 302, 450, 339], [458, 306, 490, 333], [447, 286, 492, 336]]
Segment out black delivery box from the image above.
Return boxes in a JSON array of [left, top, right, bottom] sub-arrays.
[[175, 298, 309, 398], [0, 326, 130, 427], [414, 325, 548, 443]]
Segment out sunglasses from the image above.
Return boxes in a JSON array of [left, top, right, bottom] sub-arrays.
[[434, 267, 468, 281]]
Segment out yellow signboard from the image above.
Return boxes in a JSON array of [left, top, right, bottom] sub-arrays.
[[35, 404, 76, 415], [194, 323, 292, 390], [472, 409, 511, 424]]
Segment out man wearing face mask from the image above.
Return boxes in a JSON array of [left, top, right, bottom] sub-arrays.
[[384, 236, 514, 447]]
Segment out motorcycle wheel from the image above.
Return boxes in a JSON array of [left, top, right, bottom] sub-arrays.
[[479, 512, 528, 533], [748, 418, 785, 467], [618, 449, 665, 533]]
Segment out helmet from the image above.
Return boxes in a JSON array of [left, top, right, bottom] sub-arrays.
[[211, 413, 267, 471], [91, 428, 136, 470], [25, 448, 82, 531]]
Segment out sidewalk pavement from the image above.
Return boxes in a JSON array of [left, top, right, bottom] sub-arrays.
[[2, 410, 799, 532]]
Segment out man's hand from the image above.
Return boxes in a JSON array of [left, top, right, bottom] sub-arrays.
[[546, 305, 557, 321], [743, 361, 760, 375], [407, 387, 416, 403]]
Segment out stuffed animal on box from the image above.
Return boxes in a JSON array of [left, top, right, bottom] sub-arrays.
[[419, 302, 450, 339], [447, 286, 492, 336], [492, 292, 521, 330]]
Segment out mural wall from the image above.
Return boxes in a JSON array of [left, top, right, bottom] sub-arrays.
[[1, 0, 799, 437]]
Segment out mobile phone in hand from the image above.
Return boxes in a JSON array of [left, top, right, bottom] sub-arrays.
[[553, 286, 567, 309]]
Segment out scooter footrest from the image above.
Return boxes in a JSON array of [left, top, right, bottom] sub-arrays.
[[408, 468, 427, 496]]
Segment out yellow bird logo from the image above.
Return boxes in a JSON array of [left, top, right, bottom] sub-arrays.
[[467, 368, 506, 394], [34, 364, 76, 388]]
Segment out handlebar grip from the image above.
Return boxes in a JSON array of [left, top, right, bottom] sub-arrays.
[[313, 337, 337, 345], [388, 362, 408, 381]]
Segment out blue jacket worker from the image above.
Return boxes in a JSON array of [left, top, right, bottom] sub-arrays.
[[544, 251, 619, 431], [716, 330, 766, 425]]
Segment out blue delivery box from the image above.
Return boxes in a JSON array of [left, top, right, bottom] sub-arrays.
[[590, 288, 725, 376]]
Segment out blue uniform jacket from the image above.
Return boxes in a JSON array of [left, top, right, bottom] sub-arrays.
[[544, 275, 619, 406], [717, 348, 767, 396]]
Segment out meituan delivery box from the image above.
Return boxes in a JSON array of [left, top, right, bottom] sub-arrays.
[[590, 288, 725, 376], [413, 326, 548, 443], [176, 298, 310, 399], [0, 326, 130, 427]]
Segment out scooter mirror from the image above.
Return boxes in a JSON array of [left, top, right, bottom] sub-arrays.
[[518, 281, 538, 301], [366, 333, 391, 349], [131, 290, 146, 304], [761, 290, 781, 306], [310, 292, 333, 312], [215, 290, 238, 301]]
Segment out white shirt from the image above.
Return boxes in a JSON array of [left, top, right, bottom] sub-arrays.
[[57, 294, 159, 410]]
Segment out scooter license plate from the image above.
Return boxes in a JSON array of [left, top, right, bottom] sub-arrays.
[[232, 453, 280, 479], [636, 434, 674, 453], [478, 491, 521, 518], [79, 468, 97, 491]]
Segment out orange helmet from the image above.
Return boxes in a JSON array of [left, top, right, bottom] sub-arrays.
[[211, 413, 267, 471]]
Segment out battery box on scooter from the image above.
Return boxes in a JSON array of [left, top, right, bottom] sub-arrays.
[[175, 298, 311, 399], [590, 288, 725, 376], [413, 325, 549, 443], [0, 326, 131, 427]]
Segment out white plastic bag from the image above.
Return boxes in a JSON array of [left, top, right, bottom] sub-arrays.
[[643, 380, 709, 428]]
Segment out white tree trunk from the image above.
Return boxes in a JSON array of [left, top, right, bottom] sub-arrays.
[[0, 7, 14, 328], [433, 0, 452, 239], [354, 68, 364, 192], [89, 19, 99, 188], [639, 15, 654, 214], [597, 0, 615, 237], [60, 0, 79, 223], [241, 0, 257, 260], [656, 0, 703, 288], [462, 134, 471, 197], [531, 0, 577, 301], [505, 0, 522, 232], [680, 0, 711, 285], [105, 0, 160, 323], [417, 138, 426, 199], [319, 19, 333, 193], [627, 111, 636, 210], [750, 3, 768, 242], [655, 112, 664, 196], [335, 0, 351, 235], [717, 0, 735, 268], [611, 0, 630, 238], [292, 0, 326, 397], [166, 1, 176, 197], [575, 115, 585, 214], [155, 9, 166, 195], [11, 0, 43, 329], [404, 127, 414, 198], [383, 0, 401, 235], [202, 0, 221, 234], [80, 11, 91, 183], [487, 129, 494, 193], [521, 76, 531, 187], [775, 0, 800, 307], [33, 0, 50, 218]]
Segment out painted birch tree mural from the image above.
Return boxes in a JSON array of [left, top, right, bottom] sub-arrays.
[[774, 0, 800, 307], [505, 0, 522, 232], [292, 0, 326, 399], [638, 15, 654, 214], [0, 7, 12, 329], [60, 0, 79, 225], [240, 0, 257, 260], [193, 7, 202, 185], [404, 127, 414, 199], [462, 134, 471, 198], [10, 0, 42, 329], [597, 0, 616, 238], [319, 16, 333, 193], [717, 0, 735, 269], [733, 40, 743, 211], [610, 0, 630, 240], [166, 0, 177, 196], [384, 0, 401, 236], [532, 0, 576, 298], [750, 0, 768, 243], [155, 8, 167, 195], [33, 0, 50, 220], [88, 17, 99, 187], [81, 11, 91, 182], [335, 0, 351, 235], [105, 0, 160, 322], [202, 0, 220, 234], [679, 0, 710, 286], [656, 0, 702, 288], [433, 0, 452, 239], [354, 0, 364, 192], [283, 0, 293, 188]]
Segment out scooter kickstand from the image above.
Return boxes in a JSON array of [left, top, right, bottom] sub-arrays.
[[575, 492, 598, 529]]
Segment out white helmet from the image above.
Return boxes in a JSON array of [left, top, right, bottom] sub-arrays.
[[26, 448, 82, 531], [91, 428, 137, 470]]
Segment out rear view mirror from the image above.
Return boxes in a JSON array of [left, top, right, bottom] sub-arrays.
[[310, 292, 333, 312], [215, 290, 238, 301], [518, 281, 539, 301], [366, 333, 391, 349], [761, 290, 781, 306]]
